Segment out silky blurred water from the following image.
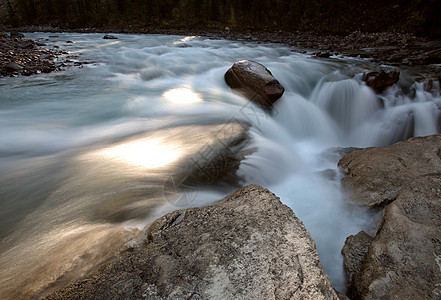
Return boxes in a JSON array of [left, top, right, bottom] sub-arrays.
[[1, 32, 440, 297]]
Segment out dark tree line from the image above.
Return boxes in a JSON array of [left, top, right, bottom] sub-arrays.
[[1, 0, 440, 37]]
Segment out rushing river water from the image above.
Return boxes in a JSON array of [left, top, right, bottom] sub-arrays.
[[1, 33, 440, 298]]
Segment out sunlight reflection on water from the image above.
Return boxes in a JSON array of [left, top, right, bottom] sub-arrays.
[[163, 85, 203, 104], [98, 138, 183, 169]]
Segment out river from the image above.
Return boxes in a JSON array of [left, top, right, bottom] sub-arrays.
[[0, 32, 439, 298]]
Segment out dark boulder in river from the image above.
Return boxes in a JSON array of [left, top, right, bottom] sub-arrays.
[[338, 134, 441, 208], [363, 68, 400, 92], [225, 60, 285, 111], [46, 185, 339, 300], [103, 35, 118, 40]]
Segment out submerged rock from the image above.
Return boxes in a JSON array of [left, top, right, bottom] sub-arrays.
[[103, 34, 118, 40], [46, 185, 339, 300], [338, 134, 441, 207], [349, 175, 441, 299], [389, 110, 415, 144], [90, 122, 251, 221], [178, 122, 250, 185], [315, 51, 332, 58], [363, 68, 400, 92], [225, 60, 285, 111]]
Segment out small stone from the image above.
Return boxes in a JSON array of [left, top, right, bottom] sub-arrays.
[[9, 32, 25, 39], [315, 51, 332, 58], [5, 62, 23, 72], [103, 35, 118, 40]]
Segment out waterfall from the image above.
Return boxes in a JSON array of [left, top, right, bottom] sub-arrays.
[[0, 32, 440, 298]]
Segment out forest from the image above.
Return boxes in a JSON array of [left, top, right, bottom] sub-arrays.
[[1, 0, 440, 37]]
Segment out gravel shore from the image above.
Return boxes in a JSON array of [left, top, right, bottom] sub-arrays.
[[1, 27, 440, 80], [0, 32, 64, 77]]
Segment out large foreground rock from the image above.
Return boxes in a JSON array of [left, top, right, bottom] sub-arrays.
[[225, 60, 285, 110], [349, 174, 441, 299], [338, 134, 441, 207], [46, 185, 338, 300], [339, 134, 441, 298]]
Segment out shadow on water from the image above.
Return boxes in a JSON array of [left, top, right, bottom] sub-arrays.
[[0, 122, 249, 298]]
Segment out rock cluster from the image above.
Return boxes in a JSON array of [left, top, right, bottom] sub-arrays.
[[3, 27, 441, 81], [338, 134, 441, 299], [232, 31, 441, 68], [217, 30, 441, 83], [46, 185, 339, 300], [0, 32, 62, 77]]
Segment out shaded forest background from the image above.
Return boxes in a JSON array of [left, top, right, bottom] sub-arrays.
[[1, 0, 440, 37]]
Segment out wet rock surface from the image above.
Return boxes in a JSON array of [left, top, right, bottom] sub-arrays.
[[363, 68, 400, 92], [46, 185, 339, 300], [341, 231, 374, 288], [349, 174, 441, 299], [0, 32, 63, 77], [2, 27, 440, 300], [225, 60, 285, 110], [338, 134, 441, 207], [179, 122, 250, 186], [338, 134, 441, 299]]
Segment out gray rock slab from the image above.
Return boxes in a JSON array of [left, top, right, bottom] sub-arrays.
[[349, 174, 441, 299], [338, 134, 441, 207], [46, 185, 339, 300]]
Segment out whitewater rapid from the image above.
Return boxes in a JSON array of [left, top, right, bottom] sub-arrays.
[[0, 32, 440, 297]]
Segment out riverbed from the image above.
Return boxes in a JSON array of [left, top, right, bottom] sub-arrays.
[[0, 32, 439, 298]]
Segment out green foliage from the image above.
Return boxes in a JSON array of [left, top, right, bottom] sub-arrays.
[[6, 0, 19, 26], [2, 0, 440, 37]]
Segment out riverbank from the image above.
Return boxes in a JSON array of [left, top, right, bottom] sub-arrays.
[[46, 185, 341, 300], [1, 30, 440, 300], [0, 31, 63, 77], [1, 26, 441, 80]]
